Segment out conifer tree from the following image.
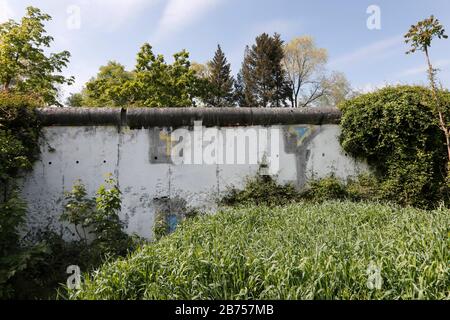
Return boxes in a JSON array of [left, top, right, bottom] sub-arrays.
[[240, 33, 291, 108], [206, 45, 235, 107], [234, 70, 247, 107]]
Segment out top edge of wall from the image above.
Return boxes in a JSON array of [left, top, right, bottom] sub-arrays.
[[36, 107, 342, 128]]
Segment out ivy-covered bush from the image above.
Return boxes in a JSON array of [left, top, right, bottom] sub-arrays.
[[339, 85, 450, 208], [0, 93, 43, 299]]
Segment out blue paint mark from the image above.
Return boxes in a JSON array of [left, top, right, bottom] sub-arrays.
[[167, 214, 179, 233], [295, 127, 310, 139]]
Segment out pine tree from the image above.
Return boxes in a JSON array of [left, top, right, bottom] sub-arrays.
[[234, 70, 247, 107], [206, 45, 235, 107], [241, 33, 290, 108]]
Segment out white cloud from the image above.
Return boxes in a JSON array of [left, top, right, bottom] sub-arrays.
[[153, 0, 222, 41], [0, 0, 14, 23], [356, 82, 390, 94], [355, 81, 401, 94], [396, 59, 450, 77], [80, 0, 160, 30], [329, 35, 403, 68]]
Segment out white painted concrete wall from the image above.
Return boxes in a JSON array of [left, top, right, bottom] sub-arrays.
[[20, 124, 367, 240]]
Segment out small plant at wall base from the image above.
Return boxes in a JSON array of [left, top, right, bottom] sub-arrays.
[[61, 176, 140, 265], [220, 175, 301, 207], [221, 174, 385, 207]]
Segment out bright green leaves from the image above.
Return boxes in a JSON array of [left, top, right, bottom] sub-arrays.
[[405, 15, 448, 54], [0, 7, 73, 106], [339, 85, 450, 208]]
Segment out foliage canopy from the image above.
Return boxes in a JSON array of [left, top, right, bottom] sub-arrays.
[[339, 85, 450, 208], [0, 7, 73, 106]]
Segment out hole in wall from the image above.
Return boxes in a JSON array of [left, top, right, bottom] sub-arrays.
[[48, 162, 52, 165], [76, 161, 79, 164]]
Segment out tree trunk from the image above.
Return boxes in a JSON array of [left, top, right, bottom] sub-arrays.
[[425, 48, 450, 180]]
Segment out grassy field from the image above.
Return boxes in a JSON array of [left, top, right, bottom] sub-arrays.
[[69, 201, 449, 300]]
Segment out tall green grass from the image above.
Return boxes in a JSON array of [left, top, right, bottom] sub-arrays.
[[70, 201, 449, 300]]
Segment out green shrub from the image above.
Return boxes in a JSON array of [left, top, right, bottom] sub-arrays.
[[302, 175, 348, 202], [339, 85, 450, 208], [346, 173, 381, 202], [0, 93, 43, 299], [60, 176, 141, 265], [69, 201, 450, 300], [221, 175, 300, 207], [220, 174, 384, 206]]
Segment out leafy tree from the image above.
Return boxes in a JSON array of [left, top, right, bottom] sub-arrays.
[[167, 50, 198, 107], [205, 45, 235, 107], [0, 7, 73, 106], [132, 44, 196, 108], [190, 62, 212, 107], [74, 43, 205, 108], [124, 43, 169, 107], [82, 61, 133, 107], [404, 16, 450, 179], [191, 62, 210, 79], [66, 93, 84, 107], [317, 71, 353, 108], [282, 36, 328, 108], [241, 33, 291, 108], [282, 36, 352, 108]]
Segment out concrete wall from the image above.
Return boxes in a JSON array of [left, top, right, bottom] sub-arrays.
[[20, 108, 367, 240]]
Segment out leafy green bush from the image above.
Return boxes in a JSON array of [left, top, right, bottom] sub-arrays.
[[302, 175, 348, 202], [220, 174, 384, 206], [0, 93, 43, 299], [60, 176, 141, 266], [339, 85, 450, 208], [0, 190, 49, 299], [221, 175, 300, 207], [69, 201, 449, 300], [346, 173, 381, 202]]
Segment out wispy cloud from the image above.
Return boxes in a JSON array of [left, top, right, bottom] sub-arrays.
[[80, 0, 160, 30], [396, 59, 450, 77], [153, 0, 223, 42], [355, 81, 401, 94], [0, 0, 14, 23], [329, 35, 403, 68]]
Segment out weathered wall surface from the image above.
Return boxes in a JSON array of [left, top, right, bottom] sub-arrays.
[[20, 108, 367, 240]]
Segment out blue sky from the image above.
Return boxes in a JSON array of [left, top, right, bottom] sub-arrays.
[[1, 0, 450, 100]]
